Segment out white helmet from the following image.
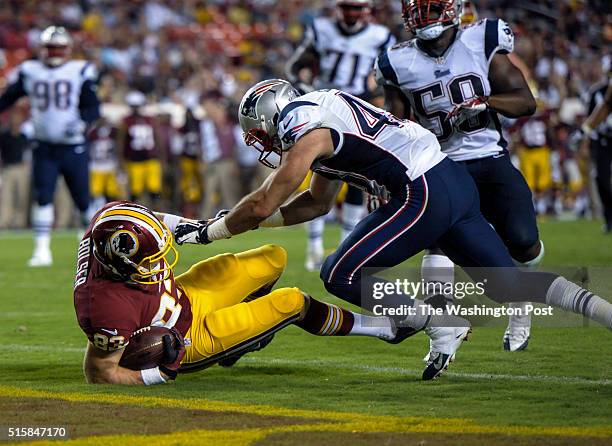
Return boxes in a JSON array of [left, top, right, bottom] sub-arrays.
[[402, 0, 462, 41], [238, 79, 300, 168], [336, 0, 373, 33], [39, 26, 73, 67]]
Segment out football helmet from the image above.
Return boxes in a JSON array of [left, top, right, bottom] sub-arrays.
[[460, 0, 478, 26], [238, 79, 300, 169], [39, 26, 72, 67], [402, 0, 462, 41], [336, 0, 373, 33], [91, 203, 178, 285]]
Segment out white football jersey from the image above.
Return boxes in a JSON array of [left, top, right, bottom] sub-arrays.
[[11, 60, 97, 145], [375, 19, 514, 161], [277, 89, 445, 194], [305, 17, 395, 97]]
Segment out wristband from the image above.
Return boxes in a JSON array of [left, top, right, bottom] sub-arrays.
[[207, 217, 232, 241], [141, 367, 167, 385], [260, 209, 285, 228], [162, 214, 183, 233]]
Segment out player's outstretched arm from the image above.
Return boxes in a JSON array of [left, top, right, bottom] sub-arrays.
[[83, 342, 146, 385], [279, 173, 341, 226], [488, 53, 537, 118], [582, 82, 612, 135]]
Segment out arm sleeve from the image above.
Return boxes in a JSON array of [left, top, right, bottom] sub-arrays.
[[278, 102, 324, 150], [484, 19, 514, 63], [374, 50, 400, 87], [0, 69, 26, 113], [79, 63, 101, 124]]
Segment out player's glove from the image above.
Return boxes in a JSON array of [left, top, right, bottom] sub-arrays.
[[367, 193, 388, 213], [174, 219, 214, 245], [159, 328, 186, 380], [447, 96, 489, 126]]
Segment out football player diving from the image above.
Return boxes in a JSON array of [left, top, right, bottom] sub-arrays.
[[173, 80, 612, 380], [74, 201, 410, 385], [0, 26, 100, 267], [375, 0, 543, 352], [285, 0, 396, 271]]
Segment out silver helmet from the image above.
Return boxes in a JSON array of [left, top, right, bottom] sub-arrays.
[[238, 79, 300, 168], [39, 26, 73, 67]]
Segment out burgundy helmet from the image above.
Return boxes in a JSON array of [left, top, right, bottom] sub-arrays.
[[91, 202, 178, 284]]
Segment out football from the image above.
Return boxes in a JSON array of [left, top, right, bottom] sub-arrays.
[[119, 326, 176, 370]]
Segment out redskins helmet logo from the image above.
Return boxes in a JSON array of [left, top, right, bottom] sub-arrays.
[[109, 230, 139, 258]]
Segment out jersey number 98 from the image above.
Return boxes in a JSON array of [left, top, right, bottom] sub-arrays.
[[32, 80, 72, 111]]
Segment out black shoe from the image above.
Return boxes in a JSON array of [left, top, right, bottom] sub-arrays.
[[218, 334, 275, 367]]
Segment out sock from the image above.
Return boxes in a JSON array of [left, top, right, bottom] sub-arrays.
[[509, 241, 545, 327], [296, 298, 394, 339], [400, 299, 470, 330], [307, 216, 324, 254], [546, 277, 612, 329], [32, 204, 54, 253], [340, 203, 363, 242], [421, 254, 455, 306]]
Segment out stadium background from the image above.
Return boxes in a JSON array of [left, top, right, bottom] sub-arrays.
[[0, 0, 610, 226]]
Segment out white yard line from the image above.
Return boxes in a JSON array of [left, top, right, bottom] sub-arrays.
[[1, 343, 607, 386]]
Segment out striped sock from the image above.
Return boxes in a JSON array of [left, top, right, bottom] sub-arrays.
[[546, 277, 612, 329], [297, 298, 394, 339]]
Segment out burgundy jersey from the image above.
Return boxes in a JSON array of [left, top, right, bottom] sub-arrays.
[[73, 202, 192, 352], [122, 114, 158, 162], [89, 123, 117, 171], [512, 111, 552, 149]]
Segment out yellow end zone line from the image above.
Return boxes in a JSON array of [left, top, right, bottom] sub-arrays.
[[1, 385, 610, 440]]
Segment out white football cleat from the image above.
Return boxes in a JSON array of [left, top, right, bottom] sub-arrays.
[[422, 324, 471, 381], [27, 250, 53, 267], [305, 245, 324, 272], [503, 303, 532, 351], [503, 326, 530, 351]]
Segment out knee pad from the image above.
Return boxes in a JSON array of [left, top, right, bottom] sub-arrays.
[[266, 288, 304, 316], [259, 244, 287, 270]]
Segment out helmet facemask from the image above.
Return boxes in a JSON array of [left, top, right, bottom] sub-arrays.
[[403, 0, 462, 41], [244, 127, 283, 169]]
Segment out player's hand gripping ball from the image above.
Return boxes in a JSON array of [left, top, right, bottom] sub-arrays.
[[119, 326, 185, 379]]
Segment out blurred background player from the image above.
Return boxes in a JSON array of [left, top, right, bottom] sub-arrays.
[[0, 26, 100, 266], [581, 74, 612, 233], [88, 117, 122, 212], [376, 0, 542, 352], [285, 0, 396, 271], [117, 90, 161, 207], [512, 99, 555, 215], [177, 106, 204, 219], [0, 111, 30, 229], [200, 92, 240, 219]]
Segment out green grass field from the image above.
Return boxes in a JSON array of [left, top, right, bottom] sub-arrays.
[[0, 220, 611, 445]]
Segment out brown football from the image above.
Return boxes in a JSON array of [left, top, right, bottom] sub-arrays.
[[119, 326, 175, 370]]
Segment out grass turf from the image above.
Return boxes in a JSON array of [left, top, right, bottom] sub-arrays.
[[0, 220, 610, 442]]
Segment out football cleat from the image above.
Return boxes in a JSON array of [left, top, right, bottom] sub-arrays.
[[422, 325, 471, 381], [503, 303, 532, 351], [503, 326, 530, 351], [28, 250, 53, 267]]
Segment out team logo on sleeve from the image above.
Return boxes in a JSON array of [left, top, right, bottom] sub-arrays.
[[109, 230, 139, 258]]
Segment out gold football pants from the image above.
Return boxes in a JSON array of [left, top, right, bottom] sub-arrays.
[[176, 245, 305, 365]]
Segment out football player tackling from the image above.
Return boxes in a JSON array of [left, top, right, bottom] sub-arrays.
[[174, 80, 612, 380], [74, 201, 407, 385]]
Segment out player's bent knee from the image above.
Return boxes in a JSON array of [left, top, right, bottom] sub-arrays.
[[509, 239, 542, 264], [259, 244, 287, 270], [266, 287, 304, 315], [238, 244, 287, 279]]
